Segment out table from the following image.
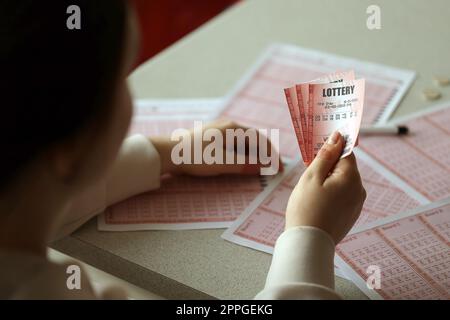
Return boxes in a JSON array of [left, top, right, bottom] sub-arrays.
[[53, 0, 450, 299]]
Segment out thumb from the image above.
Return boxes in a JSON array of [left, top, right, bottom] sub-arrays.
[[307, 131, 345, 183]]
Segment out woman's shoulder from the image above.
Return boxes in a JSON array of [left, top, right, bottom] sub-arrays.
[[0, 251, 97, 299]]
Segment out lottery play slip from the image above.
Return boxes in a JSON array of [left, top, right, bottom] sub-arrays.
[[99, 43, 415, 231], [223, 101, 450, 299], [95, 44, 450, 300]]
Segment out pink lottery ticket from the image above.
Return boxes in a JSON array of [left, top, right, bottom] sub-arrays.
[[308, 78, 365, 160], [285, 70, 357, 164], [359, 101, 450, 201], [295, 84, 309, 158], [335, 198, 450, 300], [218, 44, 415, 159], [284, 87, 307, 161]]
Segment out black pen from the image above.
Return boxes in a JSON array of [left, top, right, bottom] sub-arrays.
[[360, 125, 409, 136]]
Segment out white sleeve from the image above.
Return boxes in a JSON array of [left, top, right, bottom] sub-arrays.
[[53, 134, 162, 240], [255, 226, 342, 300]]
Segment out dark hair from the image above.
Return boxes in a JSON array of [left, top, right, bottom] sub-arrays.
[[0, 0, 127, 190]]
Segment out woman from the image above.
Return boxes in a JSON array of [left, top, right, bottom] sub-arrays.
[[0, 0, 365, 299]]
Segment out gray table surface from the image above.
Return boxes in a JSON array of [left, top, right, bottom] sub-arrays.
[[53, 0, 450, 299]]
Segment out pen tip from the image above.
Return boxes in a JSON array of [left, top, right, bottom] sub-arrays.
[[398, 125, 409, 135]]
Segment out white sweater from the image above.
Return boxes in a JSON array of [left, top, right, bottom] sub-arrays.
[[0, 135, 341, 299]]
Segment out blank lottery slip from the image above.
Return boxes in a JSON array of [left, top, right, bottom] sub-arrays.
[[99, 173, 268, 231], [98, 98, 270, 231], [98, 45, 414, 230], [335, 198, 450, 300], [98, 43, 416, 232], [218, 43, 415, 159], [359, 100, 450, 201], [127, 98, 221, 136], [222, 101, 450, 282], [221, 150, 426, 253]]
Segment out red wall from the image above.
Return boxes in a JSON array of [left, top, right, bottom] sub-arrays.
[[130, 0, 240, 66]]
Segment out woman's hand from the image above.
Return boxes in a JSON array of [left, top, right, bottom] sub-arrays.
[[285, 131, 366, 244], [149, 120, 283, 176]]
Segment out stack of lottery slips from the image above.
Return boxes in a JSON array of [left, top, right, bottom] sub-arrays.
[[284, 70, 365, 166]]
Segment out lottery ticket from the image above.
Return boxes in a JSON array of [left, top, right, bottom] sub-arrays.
[[285, 70, 358, 163], [285, 74, 365, 165]]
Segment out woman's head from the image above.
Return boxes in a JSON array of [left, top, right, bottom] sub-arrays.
[[1, 0, 138, 194]]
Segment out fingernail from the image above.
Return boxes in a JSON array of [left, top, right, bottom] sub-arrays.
[[327, 131, 340, 145]]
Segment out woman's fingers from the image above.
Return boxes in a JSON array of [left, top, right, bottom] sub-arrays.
[[177, 119, 283, 176], [331, 151, 358, 177], [208, 119, 282, 171], [307, 131, 345, 183], [181, 162, 263, 176]]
